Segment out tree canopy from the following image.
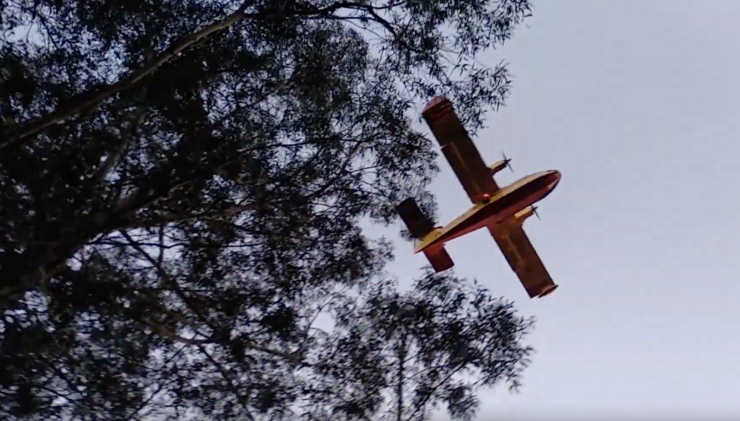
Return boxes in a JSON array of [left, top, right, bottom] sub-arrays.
[[0, 0, 536, 420]]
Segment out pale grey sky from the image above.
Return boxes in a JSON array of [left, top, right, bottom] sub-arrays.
[[384, 1, 740, 420]]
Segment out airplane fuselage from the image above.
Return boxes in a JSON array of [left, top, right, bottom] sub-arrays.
[[414, 169, 561, 253]]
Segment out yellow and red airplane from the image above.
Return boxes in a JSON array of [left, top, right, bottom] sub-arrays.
[[396, 96, 561, 299]]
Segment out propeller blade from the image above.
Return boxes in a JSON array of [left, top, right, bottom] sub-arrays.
[[501, 151, 514, 173], [532, 206, 541, 220]]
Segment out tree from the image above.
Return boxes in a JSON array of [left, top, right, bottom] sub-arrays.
[[0, 0, 535, 419]]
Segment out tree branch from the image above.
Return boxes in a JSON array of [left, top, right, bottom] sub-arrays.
[[197, 343, 257, 421], [0, 1, 389, 150], [91, 107, 148, 185], [137, 316, 212, 346], [118, 203, 259, 230], [1, 2, 254, 150], [119, 230, 301, 363]]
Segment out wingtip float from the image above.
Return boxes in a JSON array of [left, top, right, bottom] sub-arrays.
[[397, 96, 562, 299]]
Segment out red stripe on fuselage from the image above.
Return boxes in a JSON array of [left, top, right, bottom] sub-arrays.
[[424, 172, 558, 249]]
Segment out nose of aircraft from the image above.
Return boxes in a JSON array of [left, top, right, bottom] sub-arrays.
[[546, 170, 561, 190]]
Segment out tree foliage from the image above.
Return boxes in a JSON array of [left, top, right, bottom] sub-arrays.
[[0, 0, 535, 419]]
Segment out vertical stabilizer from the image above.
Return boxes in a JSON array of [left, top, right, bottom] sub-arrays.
[[396, 198, 455, 272]]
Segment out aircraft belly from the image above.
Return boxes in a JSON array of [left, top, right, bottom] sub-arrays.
[[418, 97, 562, 298], [418, 200, 511, 251]]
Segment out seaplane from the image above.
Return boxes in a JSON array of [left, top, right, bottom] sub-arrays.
[[396, 96, 562, 299]]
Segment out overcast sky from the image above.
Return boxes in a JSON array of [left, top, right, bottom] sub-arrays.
[[383, 1, 740, 420]]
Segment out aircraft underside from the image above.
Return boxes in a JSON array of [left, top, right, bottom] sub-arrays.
[[397, 95, 561, 299]]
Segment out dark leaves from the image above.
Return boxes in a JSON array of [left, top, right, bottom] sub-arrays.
[[1, 0, 533, 419], [302, 272, 534, 420]]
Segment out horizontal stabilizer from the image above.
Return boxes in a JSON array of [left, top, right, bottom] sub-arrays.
[[424, 246, 455, 272], [396, 197, 435, 239]]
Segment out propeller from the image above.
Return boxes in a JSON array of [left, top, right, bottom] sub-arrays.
[[501, 151, 514, 173], [531, 206, 541, 220]]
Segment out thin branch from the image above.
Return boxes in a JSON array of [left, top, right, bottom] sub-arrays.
[[91, 107, 148, 185], [197, 344, 257, 421], [123, 346, 187, 421], [404, 364, 463, 421], [118, 203, 259, 230], [0, 2, 254, 149], [0, 1, 391, 150], [137, 316, 211, 346], [119, 230, 301, 363], [396, 333, 407, 421]]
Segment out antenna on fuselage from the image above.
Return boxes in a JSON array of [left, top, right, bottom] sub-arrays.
[[532, 206, 541, 220]]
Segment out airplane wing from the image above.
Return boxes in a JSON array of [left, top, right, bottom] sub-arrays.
[[422, 97, 499, 203], [487, 222, 558, 299]]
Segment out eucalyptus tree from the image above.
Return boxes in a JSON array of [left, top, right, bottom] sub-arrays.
[[0, 0, 535, 419]]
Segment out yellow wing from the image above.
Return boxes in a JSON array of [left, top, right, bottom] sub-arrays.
[[487, 222, 558, 299], [422, 97, 499, 203]]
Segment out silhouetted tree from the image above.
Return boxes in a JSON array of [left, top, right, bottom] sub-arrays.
[[0, 0, 535, 419]]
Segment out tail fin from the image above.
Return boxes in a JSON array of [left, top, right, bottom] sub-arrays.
[[396, 197, 455, 272], [423, 246, 455, 272], [396, 197, 435, 239]]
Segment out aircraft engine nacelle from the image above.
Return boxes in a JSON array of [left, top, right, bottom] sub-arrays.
[[489, 160, 509, 176], [514, 206, 537, 224]]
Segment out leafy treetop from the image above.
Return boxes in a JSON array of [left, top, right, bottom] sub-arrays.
[[0, 0, 535, 420]]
